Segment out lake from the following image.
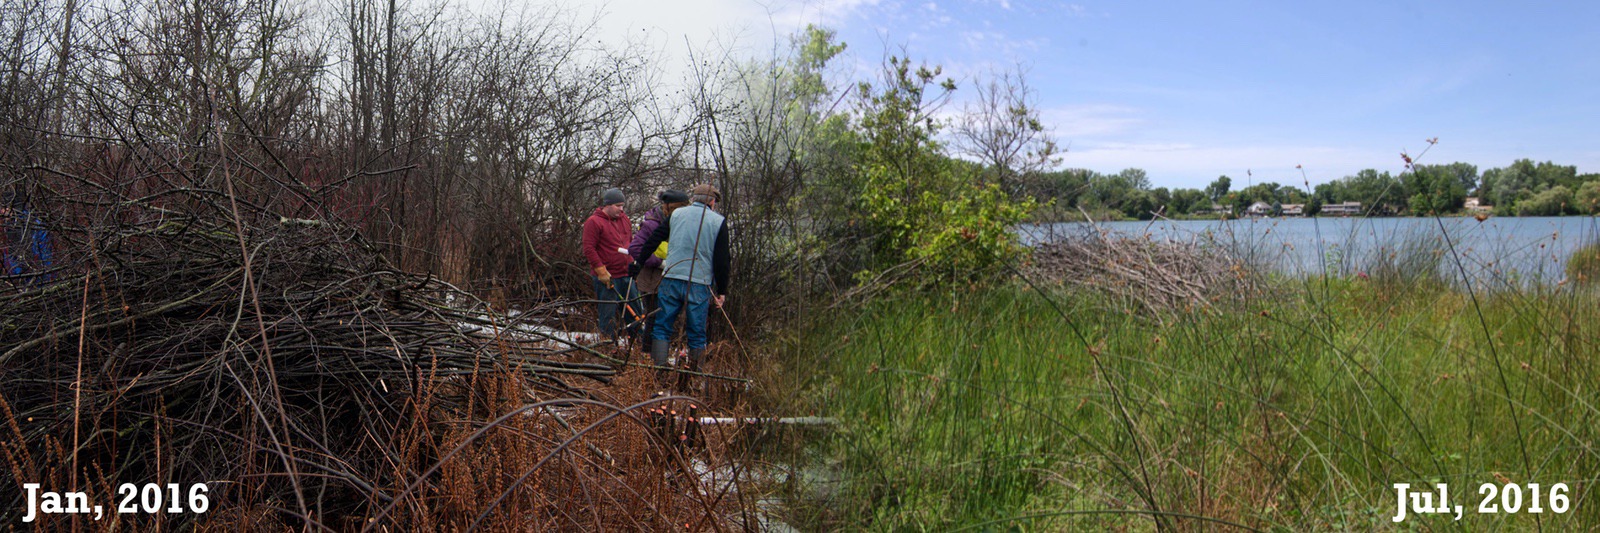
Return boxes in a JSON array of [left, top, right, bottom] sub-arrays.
[[1020, 216, 1600, 287]]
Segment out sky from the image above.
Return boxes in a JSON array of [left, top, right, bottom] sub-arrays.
[[526, 0, 1600, 190]]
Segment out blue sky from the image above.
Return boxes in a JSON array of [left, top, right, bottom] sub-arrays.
[[561, 0, 1600, 190]]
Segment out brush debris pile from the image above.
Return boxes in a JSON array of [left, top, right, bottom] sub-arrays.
[[0, 201, 628, 527], [1025, 227, 1261, 315]]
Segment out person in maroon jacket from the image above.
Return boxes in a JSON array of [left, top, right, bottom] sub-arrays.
[[582, 188, 640, 344]]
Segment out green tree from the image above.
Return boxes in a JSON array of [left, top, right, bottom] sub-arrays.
[[850, 55, 1033, 282], [791, 26, 848, 109], [1116, 168, 1151, 191], [1402, 167, 1467, 215], [1573, 181, 1600, 215], [1031, 169, 1092, 208], [1206, 175, 1231, 202], [1479, 159, 1574, 210], [1324, 169, 1404, 215], [1415, 162, 1479, 194], [1150, 187, 1172, 216], [1313, 180, 1347, 205], [1233, 182, 1307, 208], [1227, 192, 1250, 216], [1478, 162, 1528, 208], [1534, 160, 1580, 190], [778, 26, 865, 263], [1305, 196, 1323, 216], [1514, 185, 1575, 216], [1170, 188, 1207, 215], [1121, 190, 1156, 219], [1085, 172, 1130, 214]]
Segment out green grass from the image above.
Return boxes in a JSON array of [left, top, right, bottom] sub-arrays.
[[1569, 242, 1600, 285], [777, 278, 1600, 531]]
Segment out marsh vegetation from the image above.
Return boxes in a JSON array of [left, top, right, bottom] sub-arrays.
[[777, 237, 1600, 531]]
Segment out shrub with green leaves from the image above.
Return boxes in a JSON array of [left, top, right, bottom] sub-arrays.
[[1577, 181, 1600, 215], [1514, 185, 1575, 216], [848, 56, 1034, 284]]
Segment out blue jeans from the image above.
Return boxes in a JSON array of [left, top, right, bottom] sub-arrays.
[[593, 276, 640, 340], [654, 278, 711, 350]]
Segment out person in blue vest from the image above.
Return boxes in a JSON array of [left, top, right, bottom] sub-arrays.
[[633, 183, 729, 381], [627, 188, 690, 349], [1, 191, 55, 286]]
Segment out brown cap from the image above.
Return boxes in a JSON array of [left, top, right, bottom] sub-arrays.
[[690, 183, 721, 201]]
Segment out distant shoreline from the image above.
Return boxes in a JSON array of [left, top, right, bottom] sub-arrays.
[[1026, 212, 1590, 223]]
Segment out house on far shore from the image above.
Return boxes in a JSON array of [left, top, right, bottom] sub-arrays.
[[1464, 197, 1492, 213], [1246, 201, 1272, 217], [1321, 201, 1362, 216], [1281, 203, 1305, 216], [1192, 203, 1228, 216]]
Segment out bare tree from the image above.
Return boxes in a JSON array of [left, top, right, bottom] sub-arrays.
[[951, 65, 1060, 196]]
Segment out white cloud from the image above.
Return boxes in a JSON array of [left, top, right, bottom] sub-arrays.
[[960, 30, 998, 49], [458, 0, 887, 99], [484, 0, 884, 63], [583, 0, 781, 52], [1041, 104, 1143, 138], [915, 2, 954, 28], [769, 0, 886, 29], [961, 0, 1011, 12], [957, 29, 1044, 57]]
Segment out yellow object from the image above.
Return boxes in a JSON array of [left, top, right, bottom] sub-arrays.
[[653, 242, 668, 260]]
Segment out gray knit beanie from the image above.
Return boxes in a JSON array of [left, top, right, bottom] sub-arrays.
[[600, 188, 624, 206]]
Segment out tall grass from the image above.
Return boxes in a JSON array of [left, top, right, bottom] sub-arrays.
[[778, 275, 1600, 530], [1570, 241, 1600, 285]]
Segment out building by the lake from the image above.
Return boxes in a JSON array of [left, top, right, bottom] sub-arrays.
[[1465, 197, 1492, 213], [1321, 202, 1362, 216]]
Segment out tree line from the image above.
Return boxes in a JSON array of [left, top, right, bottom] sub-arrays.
[[1019, 159, 1600, 220]]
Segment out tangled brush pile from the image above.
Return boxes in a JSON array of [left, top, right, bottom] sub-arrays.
[[0, 199, 620, 527], [1024, 226, 1262, 318]]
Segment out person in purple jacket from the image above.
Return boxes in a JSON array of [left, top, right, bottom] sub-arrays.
[[627, 189, 689, 348]]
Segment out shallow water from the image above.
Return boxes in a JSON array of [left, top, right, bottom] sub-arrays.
[[1020, 216, 1600, 286]]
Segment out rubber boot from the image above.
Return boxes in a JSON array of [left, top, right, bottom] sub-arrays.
[[678, 348, 707, 393], [651, 339, 672, 389], [651, 339, 671, 366]]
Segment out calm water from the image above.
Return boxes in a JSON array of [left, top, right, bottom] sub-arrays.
[[1020, 216, 1600, 286]]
